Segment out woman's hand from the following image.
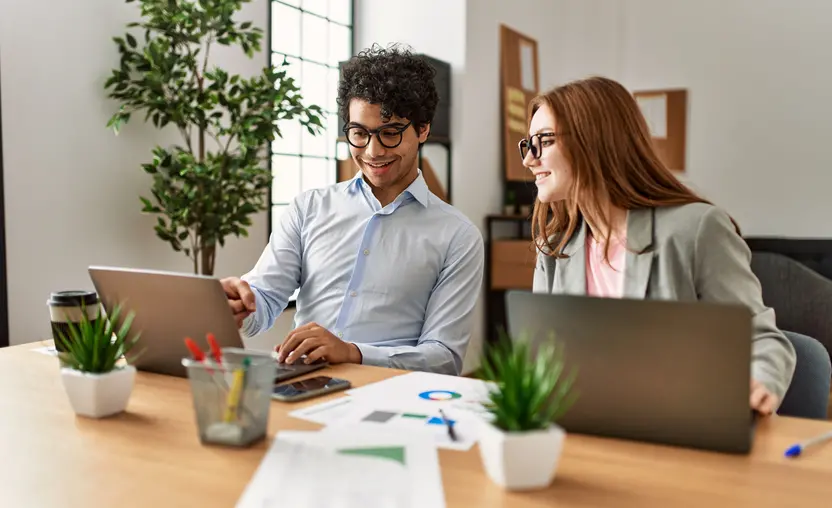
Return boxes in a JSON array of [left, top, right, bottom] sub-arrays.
[[750, 379, 779, 415]]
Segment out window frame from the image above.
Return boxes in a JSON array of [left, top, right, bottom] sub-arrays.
[[266, 0, 355, 307]]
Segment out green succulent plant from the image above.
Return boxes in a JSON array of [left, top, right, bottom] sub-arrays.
[[479, 330, 578, 432], [56, 304, 143, 374]]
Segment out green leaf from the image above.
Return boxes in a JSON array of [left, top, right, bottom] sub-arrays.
[[56, 303, 141, 374], [480, 329, 579, 432], [139, 196, 153, 212], [126, 33, 137, 48]]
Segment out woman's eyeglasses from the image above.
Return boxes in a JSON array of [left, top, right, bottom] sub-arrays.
[[343, 122, 413, 149], [518, 132, 560, 160]]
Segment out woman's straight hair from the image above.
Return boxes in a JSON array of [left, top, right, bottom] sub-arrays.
[[528, 76, 729, 260]]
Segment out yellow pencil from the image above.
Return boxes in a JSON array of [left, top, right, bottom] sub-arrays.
[[223, 358, 250, 422]]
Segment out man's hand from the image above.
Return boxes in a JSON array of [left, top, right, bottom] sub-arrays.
[[750, 379, 779, 415], [277, 322, 362, 365], [220, 277, 256, 328]]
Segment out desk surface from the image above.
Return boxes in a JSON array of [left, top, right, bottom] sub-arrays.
[[2, 343, 831, 507]]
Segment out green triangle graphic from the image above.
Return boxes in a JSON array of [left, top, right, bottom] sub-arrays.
[[337, 446, 406, 466]]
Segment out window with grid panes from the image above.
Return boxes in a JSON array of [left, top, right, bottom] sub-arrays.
[[269, 0, 353, 229]]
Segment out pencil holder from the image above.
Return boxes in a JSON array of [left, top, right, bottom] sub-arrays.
[[182, 348, 276, 447]]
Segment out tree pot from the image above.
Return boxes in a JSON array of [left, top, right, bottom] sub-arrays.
[[478, 421, 566, 490], [60, 365, 136, 418]]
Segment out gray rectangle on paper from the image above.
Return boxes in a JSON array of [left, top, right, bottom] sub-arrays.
[[362, 410, 397, 423]]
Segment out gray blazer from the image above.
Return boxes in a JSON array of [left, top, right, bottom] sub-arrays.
[[533, 203, 797, 402]]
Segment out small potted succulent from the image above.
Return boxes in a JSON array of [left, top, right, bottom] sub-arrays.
[[477, 331, 578, 490], [56, 303, 143, 418]]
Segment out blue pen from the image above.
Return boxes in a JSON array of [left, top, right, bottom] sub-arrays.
[[438, 409, 457, 442], [784, 430, 832, 458]]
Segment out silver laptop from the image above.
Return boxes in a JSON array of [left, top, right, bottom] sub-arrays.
[[88, 266, 326, 380], [505, 291, 756, 454]]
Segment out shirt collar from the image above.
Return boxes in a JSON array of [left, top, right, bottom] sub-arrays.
[[345, 169, 430, 208]]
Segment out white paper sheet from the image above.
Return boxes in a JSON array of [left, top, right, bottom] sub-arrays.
[[346, 371, 495, 410], [326, 404, 480, 451], [636, 94, 668, 139], [288, 396, 357, 425], [288, 372, 495, 450], [236, 426, 445, 508], [31, 346, 58, 357]]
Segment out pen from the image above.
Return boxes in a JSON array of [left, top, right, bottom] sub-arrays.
[[223, 357, 250, 423], [184, 337, 205, 361], [785, 430, 832, 457], [206, 332, 223, 365], [184, 336, 227, 389], [438, 409, 457, 442]]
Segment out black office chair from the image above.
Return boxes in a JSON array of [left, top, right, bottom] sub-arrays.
[[778, 331, 831, 420], [749, 252, 832, 419], [750, 251, 832, 361]]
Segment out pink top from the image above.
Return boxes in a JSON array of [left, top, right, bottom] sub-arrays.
[[585, 231, 627, 298]]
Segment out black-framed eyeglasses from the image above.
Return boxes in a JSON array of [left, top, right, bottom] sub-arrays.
[[519, 132, 560, 160], [343, 122, 413, 149]]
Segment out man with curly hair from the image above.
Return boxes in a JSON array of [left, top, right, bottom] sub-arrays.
[[221, 45, 484, 375]]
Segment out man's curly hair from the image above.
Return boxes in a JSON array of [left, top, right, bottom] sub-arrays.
[[337, 44, 438, 133]]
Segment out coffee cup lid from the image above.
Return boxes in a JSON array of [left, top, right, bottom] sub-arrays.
[[48, 290, 99, 307]]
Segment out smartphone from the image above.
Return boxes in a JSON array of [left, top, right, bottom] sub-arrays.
[[271, 376, 351, 402]]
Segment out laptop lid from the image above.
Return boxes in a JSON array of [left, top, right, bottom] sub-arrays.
[[505, 291, 754, 454], [88, 266, 246, 377]]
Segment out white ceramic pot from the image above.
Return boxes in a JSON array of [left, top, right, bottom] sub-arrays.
[[478, 421, 566, 490], [60, 365, 136, 418]]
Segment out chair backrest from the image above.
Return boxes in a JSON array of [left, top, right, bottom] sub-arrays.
[[778, 331, 831, 420], [745, 237, 832, 281], [750, 251, 832, 360]]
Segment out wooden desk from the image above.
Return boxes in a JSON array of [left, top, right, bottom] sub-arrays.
[[2, 342, 831, 507]]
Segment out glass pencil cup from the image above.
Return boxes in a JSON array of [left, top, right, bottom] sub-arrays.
[[182, 349, 276, 447]]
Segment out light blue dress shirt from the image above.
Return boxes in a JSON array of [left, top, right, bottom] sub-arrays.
[[241, 170, 485, 375]]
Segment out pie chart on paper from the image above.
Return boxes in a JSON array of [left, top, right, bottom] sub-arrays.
[[418, 390, 462, 401]]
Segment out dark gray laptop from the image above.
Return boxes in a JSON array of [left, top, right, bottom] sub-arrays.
[[505, 291, 756, 454], [88, 266, 326, 380]]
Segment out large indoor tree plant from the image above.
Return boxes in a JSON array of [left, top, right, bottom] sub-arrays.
[[105, 0, 323, 275]]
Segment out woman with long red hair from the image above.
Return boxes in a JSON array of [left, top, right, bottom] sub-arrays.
[[522, 76, 795, 415]]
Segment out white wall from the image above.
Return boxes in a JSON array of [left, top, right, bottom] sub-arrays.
[[616, 0, 832, 236], [0, 0, 292, 348]]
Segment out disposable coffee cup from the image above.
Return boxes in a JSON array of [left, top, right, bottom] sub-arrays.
[[47, 290, 100, 352]]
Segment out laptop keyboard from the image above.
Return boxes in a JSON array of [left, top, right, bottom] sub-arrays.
[[275, 357, 326, 373]]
